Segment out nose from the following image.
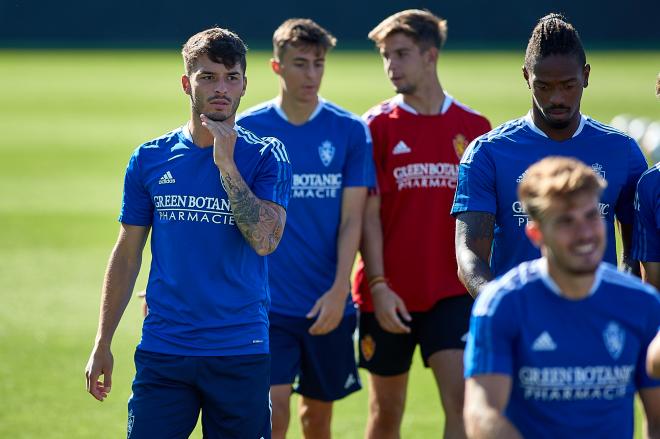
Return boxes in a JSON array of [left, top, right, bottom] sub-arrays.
[[214, 79, 229, 95]]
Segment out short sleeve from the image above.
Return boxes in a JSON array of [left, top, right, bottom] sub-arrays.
[[363, 114, 391, 196], [632, 171, 660, 262], [342, 119, 376, 188], [252, 137, 293, 209], [464, 286, 518, 378], [118, 150, 153, 226], [636, 293, 660, 389], [615, 138, 648, 225], [451, 138, 497, 216]]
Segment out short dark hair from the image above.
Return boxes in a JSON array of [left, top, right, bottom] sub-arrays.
[[272, 18, 336, 59], [524, 13, 586, 70], [369, 9, 447, 51], [182, 27, 248, 75]]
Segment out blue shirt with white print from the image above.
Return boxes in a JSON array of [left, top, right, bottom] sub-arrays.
[[633, 163, 660, 262], [119, 124, 292, 356], [465, 258, 660, 439], [238, 99, 375, 317], [451, 113, 647, 277]]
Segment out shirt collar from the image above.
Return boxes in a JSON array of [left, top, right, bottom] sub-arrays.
[[524, 111, 586, 139], [392, 92, 453, 115], [537, 257, 603, 299], [273, 96, 325, 123]]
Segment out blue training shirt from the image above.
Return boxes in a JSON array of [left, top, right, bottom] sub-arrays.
[[238, 98, 375, 317], [119, 124, 292, 356], [451, 113, 648, 277], [633, 163, 660, 262], [465, 258, 660, 439]]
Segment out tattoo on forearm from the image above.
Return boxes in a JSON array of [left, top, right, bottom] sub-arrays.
[[456, 212, 496, 298], [221, 172, 284, 254]]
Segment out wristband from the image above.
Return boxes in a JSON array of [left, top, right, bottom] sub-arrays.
[[368, 275, 387, 289]]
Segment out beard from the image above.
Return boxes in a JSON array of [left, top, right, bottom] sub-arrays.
[[394, 82, 416, 95], [191, 93, 241, 122]]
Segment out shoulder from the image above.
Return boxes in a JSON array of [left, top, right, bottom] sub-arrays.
[[447, 96, 491, 127], [362, 98, 398, 124], [236, 100, 276, 122], [321, 100, 371, 139], [460, 117, 526, 163], [133, 127, 185, 159], [582, 116, 639, 145], [235, 125, 290, 163], [473, 260, 543, 317], [638, 163, 660, 188], [599, 263, 658, 297]]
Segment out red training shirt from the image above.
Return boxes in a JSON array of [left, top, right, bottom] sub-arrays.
[[353, 94, 491, 312]]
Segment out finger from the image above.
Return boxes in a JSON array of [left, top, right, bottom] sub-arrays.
[[102, 370, 112, 395], [386, 308, 410, 334], [396, 298, 412, 322], [309, 310, 329, 335], [306, 301, 322, 319]]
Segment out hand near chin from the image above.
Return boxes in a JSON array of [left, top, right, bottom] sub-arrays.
[[200, 114, 237, 168]]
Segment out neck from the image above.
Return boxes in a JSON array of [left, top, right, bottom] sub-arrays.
[[546, 259, 596, 300], [188, 112, 235, 147], [402, 77, 445, 115], [278, 93, 319, 125], [531, 106, 581, 141]]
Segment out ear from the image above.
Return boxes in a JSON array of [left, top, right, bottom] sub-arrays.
[[525, 220, 543, 248], [522, 66, 531, 89], [182, 74, 191, 95], [241, 75, 247, 97], [583, 63, 591, 88], [425, 46, 439, 64], [270, 58, 281, 75]]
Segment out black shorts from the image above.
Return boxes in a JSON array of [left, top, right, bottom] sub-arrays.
[[358, 294, 473, 376]]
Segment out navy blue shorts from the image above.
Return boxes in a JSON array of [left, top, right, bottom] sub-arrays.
[[269, 312, 361, 402], [127, 349, 271, 439]]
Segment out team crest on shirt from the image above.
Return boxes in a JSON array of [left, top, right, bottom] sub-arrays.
[[452, 134, 468, 159], [603, 321, 625, 360], [361, 334, 376, 361], [591, 163, 606, 179], [318, 140, 335, 167]]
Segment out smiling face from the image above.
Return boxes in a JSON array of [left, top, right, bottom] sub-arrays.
[[524, 54, 589, 131], [182, 54, 246, 122], [272, 44, 325, 103], [528, 190, 605, 276], [378, 32, 436, 95]]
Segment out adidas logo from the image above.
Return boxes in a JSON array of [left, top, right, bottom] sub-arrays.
[[392, 140, 412, 155], [158, 171, 176, 184], [344, 373, 357, 389], [531, 331, 557, 351]]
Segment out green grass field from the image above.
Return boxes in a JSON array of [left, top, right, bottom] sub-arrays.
[[0, 49, 658, 438]]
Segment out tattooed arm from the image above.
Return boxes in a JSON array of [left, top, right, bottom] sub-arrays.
[[455, 211, 495, 298], [201, 115, 286, 256]]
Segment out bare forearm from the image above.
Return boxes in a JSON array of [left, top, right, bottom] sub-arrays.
[[334, 214, 363, 292], [465, 409, 522, 439], [619, 221, 641, 276], [95, 245, 142, 347], [360, 199, 385, 278], [218, 163, 285, 256], [455, 212, 495, 298]]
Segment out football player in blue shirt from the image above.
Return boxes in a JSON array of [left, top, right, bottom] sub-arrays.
[[238, 19, 373, 439], [84, 28, 292, 439], [452, 13, 647, 298], [463, 156, 660, 439], [633, 163, 660, 289]]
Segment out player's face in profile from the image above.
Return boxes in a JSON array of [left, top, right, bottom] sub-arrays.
[[537, 192, 605, 276], [274, 44, 325, 103], [525, 54, 589, 130], [184, 54, 246, 122], [379, 33, 430, 95]]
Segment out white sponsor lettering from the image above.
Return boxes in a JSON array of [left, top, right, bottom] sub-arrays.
[[292, 173, 342, 199], [518, 365, 634, 401], [154, 194, 234, 225], [393, 162, 458, 190]]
